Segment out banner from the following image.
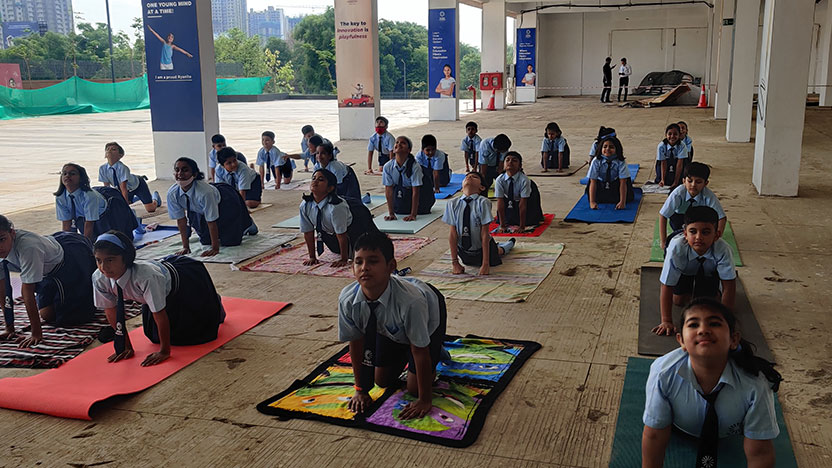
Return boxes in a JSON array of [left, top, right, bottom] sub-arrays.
[[334, 0, 376, 108], [515, 28, 536, 88], [1, 22, 39, 49], [142, 1, 203, 132], [429, 9, 456, 99]]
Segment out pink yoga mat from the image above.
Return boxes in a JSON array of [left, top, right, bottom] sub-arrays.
[[0, 297, 289, 420]]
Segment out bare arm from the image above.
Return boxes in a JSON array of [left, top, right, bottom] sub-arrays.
[[385, 185, 396, 220], [588, 179, 598, 208], [61, 220, 73, 232], [83, 221, 95, 241], [616, 178, 628, 210], [433, 170, 440, 192], [673, 159, 684, 186], [302, 230, 317, 263], [334, 233, 350, 265], [497, 198, 507, 228], [744, 438, 775, 468], [660, 161, 668, 186], [479, 225, 491, 275], [721, 278, 736, 310], [104, 306, 134, 362], [653, 283, 676, 335], [200, 220, 220, 256], [18, 283, 41, 346], [642, 425, 671, 468], [171, 44, 193, 58], [659, 216, 669, 249], [119, 181, 130, 203], [347, 338, 374, 413], [519, 198, 528, 231], [142, 309, 171, 366], [717, 217, 727, 239], [398, 345, 434, 419], [449, 226, 464, 274], [175, 217, 190, 254], [405, 186, 419, 221], [146, 25, 164, 43]]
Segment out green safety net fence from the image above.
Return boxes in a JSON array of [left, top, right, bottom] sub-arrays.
[[0, 75, 271, 120]]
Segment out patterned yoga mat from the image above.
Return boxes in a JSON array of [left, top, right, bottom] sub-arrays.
[[256, 335, 541, 447], [415, 242, 564, 303], [237, 237, 435, 278], [135, 233, 297, 264]]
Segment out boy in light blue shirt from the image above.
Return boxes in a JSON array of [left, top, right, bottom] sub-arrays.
[[460, 121, 482, 173], [99, 142, 162, 214], [257, 131, 302, 189], [478, 133, 511, 190], [659, 162, 726, 250], [415, 134, 450, 191], [216, 147, 262, 208], [367, 116, 395, 174]]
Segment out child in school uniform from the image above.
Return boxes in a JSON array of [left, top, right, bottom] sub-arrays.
[[653, 206, 736, 336], [367, 116, 395, 175], [416, 134, 451, 191], [166, 158, 257, 257], [587, 126, 617, 163], [460, 121, 482, 173], [216, 147, 263, 209], [642, 297, 782, 468], [314, 140, 361, 200], [659, 162, 726, 250], [99, 142, 162, 213], [257, 131, 301, 189], [678, 120, 694, 162], [92, 230, 225, 367], [383, 136, 436, 221], [208, 134, 248, 182], [494, 152, 545, 232], [443, 172, 516, 276], [56, 163, 138, 241], [300, 124, 316, 171], [478, 133, 512, 190], [654, 123, 688, 188], [540, 122, 570, 172], [585, 137, 634, 210], [339, 232, 447, 420], [0, 215, 96, 347], [299, 170, 380, 268]]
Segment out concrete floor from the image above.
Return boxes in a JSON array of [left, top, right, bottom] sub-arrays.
[[0, 97, 830, 467]]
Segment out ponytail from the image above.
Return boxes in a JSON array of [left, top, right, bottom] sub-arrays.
[[730, 339, 783, 392]]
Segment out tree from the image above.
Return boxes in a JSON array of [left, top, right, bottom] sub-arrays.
[[291, 7, 336, 93], [214, 28, 267, 77], [263, 48, 295, 93], [131, 17, 146, 76], [458, 43, 481, 99], [264, 37, 291, 61]]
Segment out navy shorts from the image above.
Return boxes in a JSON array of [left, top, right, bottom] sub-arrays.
[[673, 274, 720, 297], [458, 238, 502, 267], [244, 176, 263, 201], [377, 152, 390, 167], [129, 177, 153, 204], [277, 161, 293, 179]]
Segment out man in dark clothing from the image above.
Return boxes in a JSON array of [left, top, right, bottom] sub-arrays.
[[601, 57, 612, 103]]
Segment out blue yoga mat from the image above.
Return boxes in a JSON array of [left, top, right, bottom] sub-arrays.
[[579, 163, 640, 185], [564, 188, 643, 223], [435, 172, 464, 199]]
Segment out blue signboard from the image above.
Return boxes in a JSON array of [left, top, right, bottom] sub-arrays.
[[516, 28, 536, 87], [142, 2, 204, 132], [428, 8, 456, 99], [2, 21, 39, 48]]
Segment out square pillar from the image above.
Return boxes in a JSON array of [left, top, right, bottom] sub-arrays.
[[481, 0, 506, 110], [713, 0, 735, 120], [515, 11, 537, 103], [819, 0, 832, 106], [705, 0, 723, 106], [752, 0, 814, 196], [725, 0, 759, 142], [428, 0, 459, 121]]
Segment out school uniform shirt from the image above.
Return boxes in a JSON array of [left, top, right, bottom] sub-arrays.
[[0, 230, 63, 284], [56, 188, 106, 222], [683, 135, 694, 158], [166, 179, 221, 222], [541, 136, 566, 154], [656, 141, 688, 162], [619, 64, 632, 77], [313, 159, 349, 184], [217, 162, 259, 191], [98, 161, 140, 192], [587, 156, 631, 182], [211, 150, 248, 180], [478, 138, 506, 166], [643, 347, 779, 439], [659, 185, 726, 219], [660, 235, 736, 287], [494, 171, 532, 200], [257, 146, 288, 169], [300, 137, 308, 153], [442, 194, 494, 252], [415, 150, 448, 171], [298, 197, 352, 235], [338, 275, 441, 348], [367, 132, 395, 155], [382, 158, 424, 188], [460, 134, 482, 155], [92, 260, 172, 313]]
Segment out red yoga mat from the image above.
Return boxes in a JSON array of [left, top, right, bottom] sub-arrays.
[[488, 213, 555, 237], [0, 297, 289, 420]]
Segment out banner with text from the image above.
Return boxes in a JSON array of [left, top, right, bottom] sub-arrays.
[[516, 28, 537, 88], [142, 1, 204, 132], [334, 0, 376, 109], [429, 8, 456, 99]]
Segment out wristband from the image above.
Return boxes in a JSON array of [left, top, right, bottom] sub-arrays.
[[354, 385, 364, 392]]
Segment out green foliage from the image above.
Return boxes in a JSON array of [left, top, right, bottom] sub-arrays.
[[263, 48, 295, 93], [458, 43, 481, 100], [291, 7, 336, 93], [214, 28, 267, 77]]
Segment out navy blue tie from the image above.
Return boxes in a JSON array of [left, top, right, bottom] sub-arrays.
[[396, 167, 405, 200], [468, 139, 475, 157], [2, 260, 13, 328], [605, 160, 612, 190], [265, 150, 272, 182], [69, 193, 78, 231], [230, 172, 238, 189], [507, 177, 515, 210], [359, 301, 381, 391], [461, 197, 472, 251], [377, 135, 383, 157], [111, 167, 119, 188], [315, 205, 324, 255], [114, 284, 126, 355], [696, 387, 722, 468]]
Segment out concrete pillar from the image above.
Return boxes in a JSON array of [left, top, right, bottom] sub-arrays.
[[725, 0, 759, 142], [713, 0, 735, 120], [515, 10, 537, 103], [428, 0, 459, 121], [819, 0, 832, 106], [752, 0, 814, 196], [705, 0, 723, 106], [481, 0, 506, 110]]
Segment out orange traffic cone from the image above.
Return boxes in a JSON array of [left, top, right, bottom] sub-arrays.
[[697, 84, 708, 108], [487, 89, 496, 111]]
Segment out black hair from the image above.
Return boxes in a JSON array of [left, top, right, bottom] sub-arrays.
[[54, 163, 92, 196], [0, 215, 12, 233], [398, 136, 413, 152], [591, 127, 618, 161], [493, 134, 511, 152], [605, 57, 612, 62], [421, 134, 437, 149], [105, 141, 125, 156], [544, 122, 562, 138], [317, 142, 336, 162], [443, 63, 453, 74], [504, 151, 523, 165], [211, 134, 226, 144], [684, 162, 710, 181], [596, 126, 616, 140], [621, 57, 627, 63], [174, 157, 205, 181], [465, 121, 478, 131], [93, 230, 137, 267], [302, 169, 342, 205], [663, 123, 682, 146], [375, 116, 389, 126], [354, 231, 395, 263], [262, 131, 275, 139], [301, 125, 314, 135], [216, 147, 240, 165], [679, 297, 783, 391], [683, 205, 719, 227], [308, 134, 324, 147], [598, 136, 625, 161], [677, 120, 688, 129]]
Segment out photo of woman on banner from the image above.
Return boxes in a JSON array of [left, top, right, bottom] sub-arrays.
[[435, 64, 456, 98], [521, 64, 536, 87], [147, 24, 193, 71]]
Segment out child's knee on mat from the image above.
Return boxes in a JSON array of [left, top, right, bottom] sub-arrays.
[[406, 370, 436, 397], [246, 200, 260, 209], [38, 305, 55, 323], [375, 367, 401, 389]]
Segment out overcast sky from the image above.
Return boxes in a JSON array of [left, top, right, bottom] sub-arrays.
[[71, 0, 493, 48]]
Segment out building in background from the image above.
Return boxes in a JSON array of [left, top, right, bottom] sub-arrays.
[[285, 15, 306, 43], [212, 0, 247, 37], [248, 6, 287, 42], [0, 0, 73, 46]]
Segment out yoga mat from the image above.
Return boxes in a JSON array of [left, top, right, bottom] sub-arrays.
[[135, 232, 296, 264], [271, 195, 388, 229], [133, 225, 179, 249], [488, 213, 555, 237], [564, 188, 643, 224], [637, 266, 774, 363], [264, 179, 310, 191], [256, 335, 541, 447], [527, 161, 588, 177], [237, 237, 435, 278], [10, 275, 21, 299], [0, 297, 289, 420], [416, 242, 564, 303], [0, 302, 142, 368], [579, 163, 640, 185], [248, 203, 273, 213], [373, 199, 448, 234], [609, 356, 797, 468], [434, 173, 464, 199], [650, 218, 743, 267], [134, 204, 168, 220], [641, 183, 672, 194]]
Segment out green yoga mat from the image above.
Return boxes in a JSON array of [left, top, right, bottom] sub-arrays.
[[609, 357, 797, 468], [650, 219, 743, 267]]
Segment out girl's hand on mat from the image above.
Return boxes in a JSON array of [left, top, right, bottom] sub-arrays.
[[141, 350, 170, 367], [615, 201, 626, 210], [478, 265, 490, 276], [659, 180, 666, 187], [201, 248, 219, 257], [18, 333, 43, 348], [385, 213, 397, 221], [331, 259, 350, 268], [399, 400, 432, 420], [0, 327, 15, 341], [589, 201, 598, 210], [175, 247, 191, 256], [303, 257, 320, 266], [349, 391, 372, 413], [452, 262, 465, 275], [108, 346, 134, 363], [652, 321, 677, 336], [403, 214, 417, 221]]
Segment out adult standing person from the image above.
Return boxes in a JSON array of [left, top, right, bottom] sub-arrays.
[[601, 57, 613, 103], [618, 58, 632, 102]]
